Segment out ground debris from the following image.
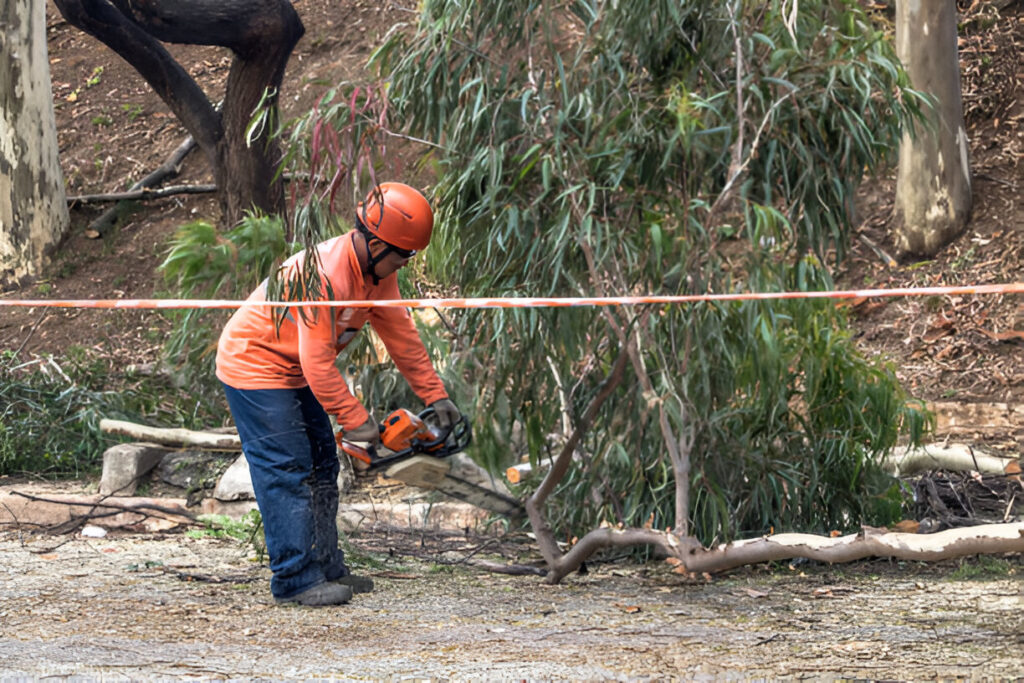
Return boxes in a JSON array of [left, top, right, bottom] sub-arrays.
[[912, 468, 1024, 530]]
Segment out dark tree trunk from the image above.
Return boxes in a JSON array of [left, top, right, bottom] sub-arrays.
[[52, 0, 304, 226]]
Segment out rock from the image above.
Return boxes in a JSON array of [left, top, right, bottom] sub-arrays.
[[213, 454, 254, 501], [212, 453, 357, 502], [157, 451, 223, 488], [99, 443, 169, 496]]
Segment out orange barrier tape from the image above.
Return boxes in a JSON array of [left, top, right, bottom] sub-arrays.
[[3, 283, 1024, 310], [2, 282, 1023, 310]]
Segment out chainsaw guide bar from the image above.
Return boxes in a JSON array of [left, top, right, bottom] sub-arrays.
[[339, 408, 523, 516]]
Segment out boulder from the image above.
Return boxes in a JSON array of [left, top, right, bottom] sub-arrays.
[[213, 454, 254, 501], [99, 443, 169, 496], [213, 453, 356, 502]]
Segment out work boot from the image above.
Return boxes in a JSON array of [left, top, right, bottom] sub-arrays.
[[275, 582, 352, 607], [332, 573, 374, 594]]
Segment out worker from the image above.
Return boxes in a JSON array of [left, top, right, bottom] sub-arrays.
[[215, 182, 460, 607]]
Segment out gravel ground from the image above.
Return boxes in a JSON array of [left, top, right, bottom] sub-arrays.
[[1, 527, 1022, 681]]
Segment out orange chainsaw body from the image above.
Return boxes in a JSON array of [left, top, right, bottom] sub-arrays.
[[379, 408, 443, 453], [338, 407, 466, 469]]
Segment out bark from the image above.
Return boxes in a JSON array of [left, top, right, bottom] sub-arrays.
[[893, 0, 972, 256], [0, 0, 70, 288], [52, 0, 304, 225]]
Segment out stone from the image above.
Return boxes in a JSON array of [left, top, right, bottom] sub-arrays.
[[212, 453, 355, 502], [213, 454, 254, 501], [158, 451, 225, 490], [99, 443, 169, 496]]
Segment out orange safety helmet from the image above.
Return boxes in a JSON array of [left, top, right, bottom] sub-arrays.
[[356, 182, 434, 252]]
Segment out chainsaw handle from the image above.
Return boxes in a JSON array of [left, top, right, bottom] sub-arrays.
[[416, 408, 472, 455], [336, 433, 379, 465]]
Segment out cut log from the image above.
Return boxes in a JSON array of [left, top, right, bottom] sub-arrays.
[[99, 419, 240, 450], [883, 443, 1019, 477], [387, 456, 524, 517]]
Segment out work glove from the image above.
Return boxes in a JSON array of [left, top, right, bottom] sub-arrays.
[[345, 416, 380, 444], [430, 398, 461, 429]]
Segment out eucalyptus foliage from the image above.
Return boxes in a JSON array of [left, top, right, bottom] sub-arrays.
[[236, 0, 930, 545], [160, 212, 295, 388], [334, 0, 930, 544]]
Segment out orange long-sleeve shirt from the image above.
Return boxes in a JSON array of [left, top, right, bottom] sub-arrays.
[[216, 233, 448, 430]]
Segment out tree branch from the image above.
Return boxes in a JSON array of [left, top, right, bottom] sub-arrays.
[[525, 349, 630, 570], [884, 444, 1019, 477], [681, 522, 1024, 573], [543, 522, 1024, 584], [74, 134, 200, 236], [69, 183, 217, 205], [99, 418, 241, 450], [10, 490, 197, 522]]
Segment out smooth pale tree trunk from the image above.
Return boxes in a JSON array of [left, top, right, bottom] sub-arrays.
[[0, 0, 70, 289], [893, 0, 971, 256]]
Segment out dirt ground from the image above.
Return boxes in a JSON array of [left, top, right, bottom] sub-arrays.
[[1, 525, 1022, 680], [2, 2, 1024, 680]]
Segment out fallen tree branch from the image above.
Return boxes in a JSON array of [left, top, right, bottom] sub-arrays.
[[159, 567, 258, 584], [680, 522, 1024, 573], [67, 183, 217, 204], [914, 469, 1023, 526], [10, 490, 197, 522], [464, 559, 547, 576], [884, 444, 1019, 477], [68, 172, 308, 207], [73, 134, 199, 238], [100, 418, 241, 450], [542, 522, 1024, 583]]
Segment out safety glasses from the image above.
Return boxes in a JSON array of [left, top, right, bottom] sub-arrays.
[[387, 244, 418, 260]]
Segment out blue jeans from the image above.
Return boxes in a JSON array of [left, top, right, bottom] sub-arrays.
[[221, 383, 349, 599]]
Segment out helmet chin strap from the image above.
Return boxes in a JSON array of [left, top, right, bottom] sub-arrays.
[[355, 218, 392, 286]]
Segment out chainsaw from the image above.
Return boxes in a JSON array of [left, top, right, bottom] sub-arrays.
[[337, 406, 472, 471], [337, 407, 522, 517]]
